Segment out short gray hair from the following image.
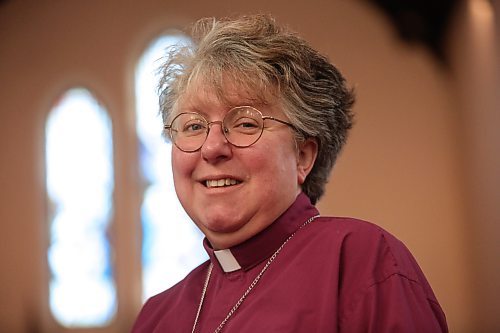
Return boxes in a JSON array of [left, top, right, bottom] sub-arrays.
[[159, 14, 355, 204]]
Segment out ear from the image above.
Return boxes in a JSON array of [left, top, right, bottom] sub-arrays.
[[296, 138, 318, 185]]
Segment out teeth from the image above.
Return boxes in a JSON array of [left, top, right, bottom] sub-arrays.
[[206, 178, 239, 188]]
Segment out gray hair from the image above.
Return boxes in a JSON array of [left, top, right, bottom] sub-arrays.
[[159, 14, 355, 204]]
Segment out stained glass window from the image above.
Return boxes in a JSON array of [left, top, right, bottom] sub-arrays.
[[45, 88, 116, 327], [135, 34, 208, 300]]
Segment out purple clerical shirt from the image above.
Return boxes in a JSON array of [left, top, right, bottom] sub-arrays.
[[132, 193, 448, 332]]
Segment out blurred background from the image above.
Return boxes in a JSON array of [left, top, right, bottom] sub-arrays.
[[0, 0, 498, 332]]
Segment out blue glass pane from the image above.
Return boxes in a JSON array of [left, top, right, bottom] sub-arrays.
[[45, 88, 116, 327], [135, 34, 208, 300]]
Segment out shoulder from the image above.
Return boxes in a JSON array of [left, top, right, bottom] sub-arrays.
[[313, 215, 392, 237], [312, 216, 413, 262], [310, 216, 407, 263], [145, 260, 209, 307], [132, 261, 210, 332], [310, 217, 447, 331], [310, 216, 437, 299]]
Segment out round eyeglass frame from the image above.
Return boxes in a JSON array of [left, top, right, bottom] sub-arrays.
[[164, 106, 296, 152]]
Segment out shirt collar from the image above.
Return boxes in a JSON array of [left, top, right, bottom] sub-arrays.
[[203, 192, 319, 273]]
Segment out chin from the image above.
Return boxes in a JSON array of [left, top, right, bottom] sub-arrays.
[[202, 218, 246, 234]]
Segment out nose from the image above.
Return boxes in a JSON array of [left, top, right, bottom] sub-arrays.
[[200, 121, 232, 163]]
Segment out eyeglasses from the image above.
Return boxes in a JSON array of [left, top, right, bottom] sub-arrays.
[[164, 106, 295, 152]]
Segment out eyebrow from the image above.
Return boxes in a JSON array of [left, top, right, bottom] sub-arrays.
[[175, 104, 246, 118]]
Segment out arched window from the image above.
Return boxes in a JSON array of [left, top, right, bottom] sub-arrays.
[[45, 88, 116, 327], [135, 33, 207, 300]]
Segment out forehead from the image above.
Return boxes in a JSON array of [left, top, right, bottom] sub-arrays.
[[175, 76, 277, 114]]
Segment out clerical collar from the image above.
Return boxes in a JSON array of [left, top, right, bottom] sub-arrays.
[[213, 249, 242, 272], [203, 192, 319, 273]]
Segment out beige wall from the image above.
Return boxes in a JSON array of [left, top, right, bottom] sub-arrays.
[[0, 0, 498, 332], [445, 1, 500, 331]]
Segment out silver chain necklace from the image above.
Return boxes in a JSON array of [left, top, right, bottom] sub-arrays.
[[191, 215, 319, 333]]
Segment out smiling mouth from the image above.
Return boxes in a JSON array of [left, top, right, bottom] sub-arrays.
[[205, 178, 242, 188]]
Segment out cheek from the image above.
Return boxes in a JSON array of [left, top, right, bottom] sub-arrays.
[[273, 137, 298, 166], [255, 140, 298, 179], [171, 150, 195, 181], [171, 151, 198, 210]]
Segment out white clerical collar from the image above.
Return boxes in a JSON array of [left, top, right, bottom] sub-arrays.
[[213, 249, 242, 272]]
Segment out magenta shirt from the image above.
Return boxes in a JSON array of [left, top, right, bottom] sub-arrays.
[[132, 193, 448, 332]]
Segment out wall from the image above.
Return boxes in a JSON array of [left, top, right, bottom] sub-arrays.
[[446, 1, 500, 331], [0, 0, 497, 332]]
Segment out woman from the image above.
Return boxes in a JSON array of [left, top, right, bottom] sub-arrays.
[[132, 14, 448, 332]]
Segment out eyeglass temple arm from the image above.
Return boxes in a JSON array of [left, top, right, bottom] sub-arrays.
[[262, 116, 296, 130], [163, 125, 179, 136]]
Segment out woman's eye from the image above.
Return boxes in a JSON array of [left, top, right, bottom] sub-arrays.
[[233, 118, 259, 129], [183, 122, 206, 133], [239, 122, 258, 128]]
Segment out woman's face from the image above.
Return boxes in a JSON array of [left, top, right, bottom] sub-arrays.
[[171, 81, 317, 249]]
